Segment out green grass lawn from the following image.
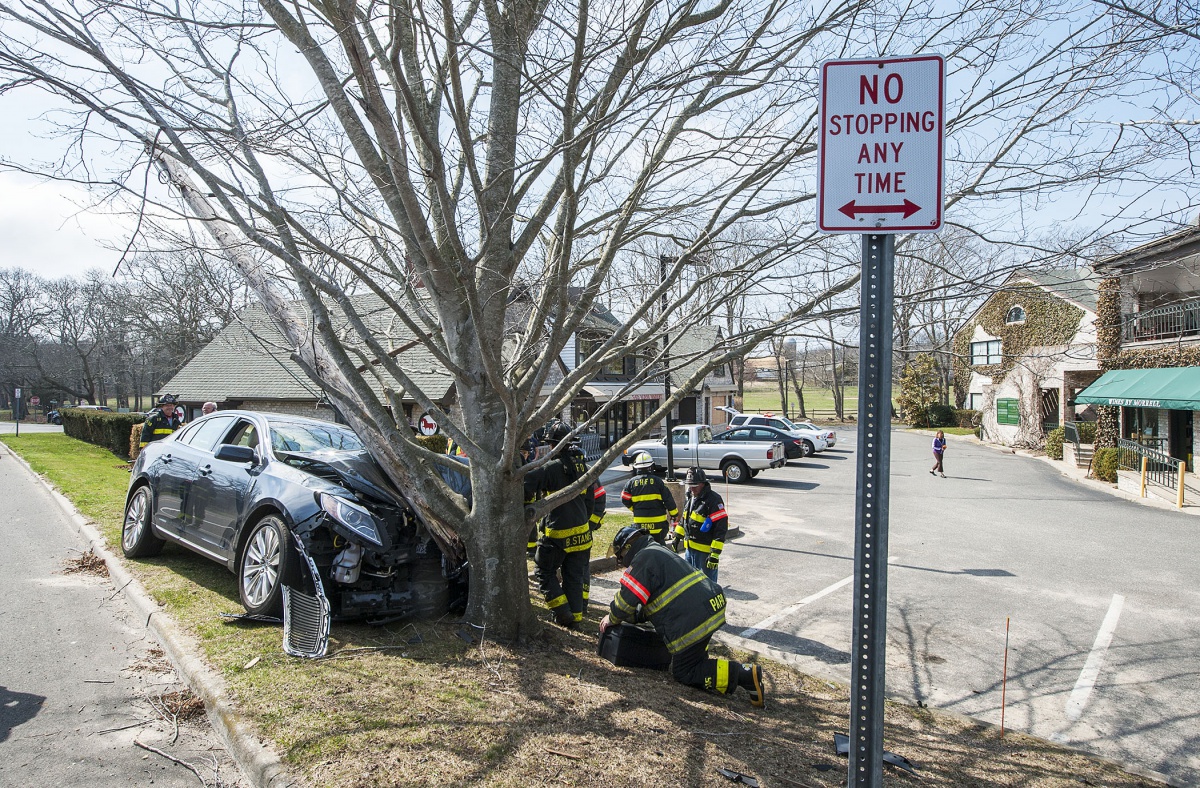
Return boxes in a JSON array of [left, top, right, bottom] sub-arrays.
[[739, 381, 861, 419]]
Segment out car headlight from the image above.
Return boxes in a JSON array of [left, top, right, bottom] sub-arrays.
[[319, 493, 384, 547]]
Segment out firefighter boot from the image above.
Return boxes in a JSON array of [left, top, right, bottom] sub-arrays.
[[739, 664, 767, 708]]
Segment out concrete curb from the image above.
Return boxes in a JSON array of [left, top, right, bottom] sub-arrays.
[[0, 440, 296, 788]]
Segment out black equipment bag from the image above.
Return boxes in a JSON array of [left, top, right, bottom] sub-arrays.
[[597, 623, 672, 671]]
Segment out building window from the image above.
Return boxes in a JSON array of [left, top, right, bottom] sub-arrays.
[[967, 393, 982, 410], [970, 340, 1002, 365], [1005, 305, 1026, 324], [996, 398, 1020, 425]]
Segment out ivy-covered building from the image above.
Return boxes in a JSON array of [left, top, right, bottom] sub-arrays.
[[953, 268, 1099, 446], [1075, 223, 1200, 472]]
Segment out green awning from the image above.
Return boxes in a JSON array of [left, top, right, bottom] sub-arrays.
[[1074, 367, 1200, 410]]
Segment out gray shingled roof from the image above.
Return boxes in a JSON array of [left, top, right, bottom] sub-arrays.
[[161, 295, 455, 404], [1015, 267, 1099, 313], [668, 325, 735, 391]]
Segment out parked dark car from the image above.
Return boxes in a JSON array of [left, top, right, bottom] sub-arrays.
[[711, 425, 808, 461], [122, 411, 464, 656]]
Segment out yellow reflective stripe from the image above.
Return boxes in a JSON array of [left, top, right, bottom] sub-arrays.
[[573, 611, 583, 622], [630, 493, 663, 503], [716, 660, 730, 693], [633, 515, 668, 524], [686, 541, 712, 553], [582, 587, 589, 600], [710, 540, 724, 553], [645, 572, 704, 616], [544, 523, 590, 539], [589, 514, 604, 524], [152, 429, 173, 435], [138, 442, 148, 448], [665, 612, 725, 652], [563, 542, 592, 553], [546, 595, 568, 610], [613, 593, 638, 617], [689, 511, 707, 523]]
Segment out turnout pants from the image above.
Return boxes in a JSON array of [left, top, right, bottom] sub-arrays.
[[534, 538, 592, 624], [670, 636, 745, 695]]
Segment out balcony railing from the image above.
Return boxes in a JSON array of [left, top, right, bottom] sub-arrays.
[[1122, 298, 1200, 342]]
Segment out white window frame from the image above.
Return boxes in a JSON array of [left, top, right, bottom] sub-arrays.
[[970, 339, 1002, 366], [1005, 305, 1026, 324]]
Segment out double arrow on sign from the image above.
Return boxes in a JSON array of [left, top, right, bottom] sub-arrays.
[[838, 199, 921, 219]]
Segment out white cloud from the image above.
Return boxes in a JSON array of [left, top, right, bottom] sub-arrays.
[[0, 173, 129, 279]]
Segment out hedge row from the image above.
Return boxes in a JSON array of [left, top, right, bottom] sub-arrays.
[[61, 409, 146, 459]]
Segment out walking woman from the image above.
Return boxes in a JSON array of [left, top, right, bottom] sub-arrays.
[[931, 430, 946, 477]]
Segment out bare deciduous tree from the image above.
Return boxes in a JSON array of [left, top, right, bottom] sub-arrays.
[[1, 0, 1197, 639]]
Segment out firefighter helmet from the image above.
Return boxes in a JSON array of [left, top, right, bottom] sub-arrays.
[[632, 451, 653, 470], [684, 466, 708, 486], [612, 525, 649, 567], [546, 420, 571, 444], [156, 394, 177, 405]]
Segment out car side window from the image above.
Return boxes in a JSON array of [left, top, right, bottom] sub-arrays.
[[752, 429, 774, 441], [727, 429, 751, 440], [768, 419, 788, 430], [180, 416, 237, 452], [224, 421, 260, 450]]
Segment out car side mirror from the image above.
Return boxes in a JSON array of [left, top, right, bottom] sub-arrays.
[[214, 444, 258, 464]]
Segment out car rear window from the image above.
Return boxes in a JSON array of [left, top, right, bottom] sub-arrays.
[[269, 421, 364, 453]]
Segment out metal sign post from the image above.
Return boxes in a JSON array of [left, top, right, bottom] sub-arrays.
[[849, 234, 895, 785], [13, 387, 20, 437], [817, 54, 944, 787]]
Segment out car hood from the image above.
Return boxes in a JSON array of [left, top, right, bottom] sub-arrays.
[[278, 449, 405, 506]]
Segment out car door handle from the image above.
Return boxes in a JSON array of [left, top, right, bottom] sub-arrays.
[[198, 465, 212, 477]]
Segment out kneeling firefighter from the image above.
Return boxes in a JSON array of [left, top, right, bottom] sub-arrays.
[[601, 526, 766, 707], [524, 421, 597, 628]]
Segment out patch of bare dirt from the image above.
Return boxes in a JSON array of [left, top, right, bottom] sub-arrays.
[[252, 618, 1164, 788]]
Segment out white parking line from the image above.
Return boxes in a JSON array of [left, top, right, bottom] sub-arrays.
[[740, 574, 854, 638], [1065, 593, 1125, 722]]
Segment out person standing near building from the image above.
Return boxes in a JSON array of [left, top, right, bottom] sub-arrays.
[[524, 421, 596, 628], [139, 395, 180, 448], [201, 402, 217, 415], [673, 467, 727, 582], [931, 430, 947, 477], [621, 452, 679, 544], [602, 526, 766, 707]]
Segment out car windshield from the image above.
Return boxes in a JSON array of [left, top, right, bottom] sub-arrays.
[[269, 421, 364, 453]]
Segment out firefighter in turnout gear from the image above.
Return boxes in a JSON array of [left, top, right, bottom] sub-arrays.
[[139, 394, 180, 449], [673, 467, 727, 582], [621, 452, 679, 543], [524, 421, 597, 628], [602, 526, 766, 707]]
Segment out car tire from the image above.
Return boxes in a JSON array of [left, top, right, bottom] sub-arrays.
[[802, 440, 815, 457], [122, 485, 165, 558], [721, 459, 751, 485], [238, 514, 296, 618]]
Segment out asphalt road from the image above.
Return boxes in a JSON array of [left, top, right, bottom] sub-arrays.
[[0, 442, 247, 787], [597, 428, 1200, 786]]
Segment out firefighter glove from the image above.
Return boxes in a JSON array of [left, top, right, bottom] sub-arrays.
[[706, 554, 720, 571]]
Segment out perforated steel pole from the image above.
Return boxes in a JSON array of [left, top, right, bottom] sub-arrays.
[[848, 233, 895, 787]]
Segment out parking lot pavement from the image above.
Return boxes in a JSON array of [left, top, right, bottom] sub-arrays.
[[594, 429, 1199, 787], [0, 421, 64, 434]]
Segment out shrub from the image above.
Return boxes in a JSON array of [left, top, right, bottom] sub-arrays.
[[1092, 447, 1119, 482], [61, 408, 146, 459], [954, 409, 979, 428], [1077, 421, 1097, 444], [415, 433, 449, 455], [927, 403, 957, 427], [1045, 427, 1065, 460]]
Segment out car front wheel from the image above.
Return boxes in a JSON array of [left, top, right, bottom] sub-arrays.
[[122, 485, 165, 558], [238, 515, 296, 617]]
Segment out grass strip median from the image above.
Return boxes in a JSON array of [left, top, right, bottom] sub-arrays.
[[0, 432, 1166, 787]]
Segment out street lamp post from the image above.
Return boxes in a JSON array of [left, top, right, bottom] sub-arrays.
[[660, 255, 676, 481]]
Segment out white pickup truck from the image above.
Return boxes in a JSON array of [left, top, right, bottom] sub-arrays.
[[621, 424, 786, 484]]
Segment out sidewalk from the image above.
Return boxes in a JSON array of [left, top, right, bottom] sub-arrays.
[[910, 427, 1200, 517]]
